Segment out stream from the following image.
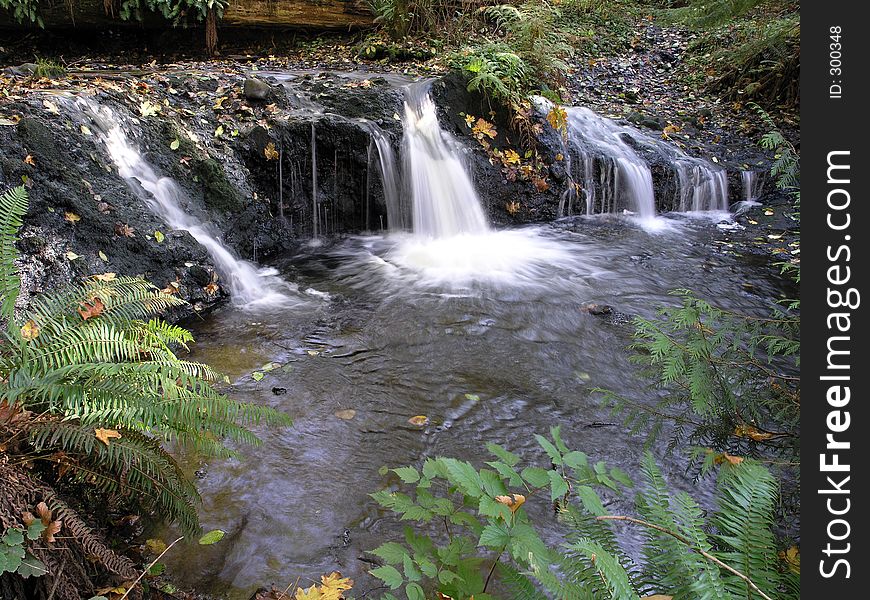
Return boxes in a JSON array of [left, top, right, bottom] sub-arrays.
[[163, 216, 788, 598]]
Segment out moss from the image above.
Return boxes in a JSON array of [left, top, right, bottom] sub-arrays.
[[194, 157, 243, 213]]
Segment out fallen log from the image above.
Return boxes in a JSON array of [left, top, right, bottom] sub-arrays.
[[1, 0, 375, 30]]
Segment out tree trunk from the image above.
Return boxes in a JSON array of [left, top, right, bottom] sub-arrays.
[[1, 0, 374, 30]]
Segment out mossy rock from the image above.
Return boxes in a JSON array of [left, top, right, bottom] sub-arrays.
[[194, 157, 243, 213]]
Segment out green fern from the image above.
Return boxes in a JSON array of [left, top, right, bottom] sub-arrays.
[[0, 186, 292, 536]]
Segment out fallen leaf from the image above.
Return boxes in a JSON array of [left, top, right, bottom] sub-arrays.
[[252, 371, 265, 381], [306, 349, 320, 356], [170, 139, 180, 151], [503, 149, 521, 165], [203, 282, 219, 295], [65, 251, 80, 260], [198, 529, 225, 545], [43, 99, 60, 115], [779, 545, 800, 574], [264, 142, 279, 160], [154, 230, 165, 243], [495, 493, 526, 514], [734, 424, 775, 441], [546, 106, 568, 134], [78, 297, 105, 320], [139, 100, 161, 117], [36, 502, 52, 525], [213, 96, 228, 109], [408, 415, 429, 426], [20, 320, 40, 341], [115, 223, 135, 237], [64, 211, 80, 223], [80, 125, 92, 136], [24, 154, 36, 166], [214, 125, 224, 138], [321, 572, 353, 593], [92, 272, 117, 282], [98, 250, 109, 262], [95, 428, 121, 446], [335, 409, 356, 420], [472, 118, 497, 139], [42, 519, 62, 543]]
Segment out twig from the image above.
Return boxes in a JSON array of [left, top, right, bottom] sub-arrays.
[[596, 515, 774, 600], [118, 536, 183, 600], [275, 575, 301, 600], [46, 556, 67, 600]]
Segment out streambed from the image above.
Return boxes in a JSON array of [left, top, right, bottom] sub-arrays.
[[163, 216, 790, 598]]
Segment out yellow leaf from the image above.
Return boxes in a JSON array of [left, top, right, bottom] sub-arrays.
[[65, 251, 80, 261], [408, 415, 429, 426], [213, 96, 228, 109], [779, 545, 800, 574], [495, 494, 526, 514], [504, 149, 521, 165], [546, 106, 568, 134], [320, 572, 353, 593], [24, 154, 36, 166], [335, 409, 356, 420], [98, 250, 109, 262], [154, 230, 165, 243], [295, 585, 323, 600], [214, 125, 224, 138], [145, 538, 167, 554], [20, 320, 40, 341], [64, 211, 81, 223], [472, 118, 497, 139], [92, 272, 117, 282], [734, 424, 775, 441], [465, 114, 475, 128], [264, 142, 279, 161], [95, 428, 121, 446], [80, 125, 92, 136]]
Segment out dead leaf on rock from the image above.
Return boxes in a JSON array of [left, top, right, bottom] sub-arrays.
[[115, 223, 135, 237], [24, 154, 36, 166], [64, 211, 80, 223], [335, 409, 356, 420], [264, 142, 279, 160], [20, 320, 40, 341], [407, 415, 429, 427]]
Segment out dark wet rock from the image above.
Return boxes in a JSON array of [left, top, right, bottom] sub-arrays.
[[271, 387, 287, 395], [243, 76, 272, 101], [3, 62, 37, 75], [580, 303, 613, 316]]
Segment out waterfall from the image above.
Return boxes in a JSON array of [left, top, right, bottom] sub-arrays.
[[741, 170, 761, 202], [402, 82, 490, 238], [555, 103, 729, 216], [72, 97, 296, 309], [311, 122, 319, 239], [358, 121, 405, 231], [563, 107, 656, 219]]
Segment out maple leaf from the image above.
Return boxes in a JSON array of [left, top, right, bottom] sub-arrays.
[[78, 297, 105, 320], [95, 428, 122, 446], [533, 177, 550, 192], [203, 282, 220, 295], [214, 96, 228, 109], [20, 319, 40, 340], [264, 142, 279, 160], [64, 211, 81, 223], [546, 106, 568, 135], [115, 223, 135, 237], [464, 114, 475, 128], [472, 118, 497, 139], [505, 201, 521, 215], [503, 149, 521, 165], [24, 154, 36, 166], [321, 572, 353, 593], [162, 281, 181, 295], [295, 585, 323, 600]]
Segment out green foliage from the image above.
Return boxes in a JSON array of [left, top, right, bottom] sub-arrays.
[[369, 433, 797, 600], [0, 0, 43, 27], [119, 0, 228, 24], [33, 58, 67, 79], [749, 102, 799, 212], [0, 525, 46, 577], [0, 186, 292, 536], [672, 1, 799, 106], [368, 0, 476, 41], [595, 290, 799, 463]]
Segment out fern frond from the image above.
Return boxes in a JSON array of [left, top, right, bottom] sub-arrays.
[[0, 185, 28, 318]]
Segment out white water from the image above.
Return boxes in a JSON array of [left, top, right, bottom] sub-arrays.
[[74, 98, 299, 309], [741, 170, 761, 203], [361, 121, 405, 231], [562, 106, 657, 219], [403, 82, 490, 238], [544, 100, 729, 219]]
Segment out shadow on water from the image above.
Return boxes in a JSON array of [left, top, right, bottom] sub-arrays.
[[162, 215, 792, 598]]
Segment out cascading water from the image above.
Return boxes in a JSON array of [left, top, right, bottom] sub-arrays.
[[551, 101, 729, 218], [402, 82, 489, 238], [562, 106, 657, 219], [358, 120, 405, 231], [741, 170, 761, 203], [71, 97, 298, 309]]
